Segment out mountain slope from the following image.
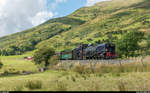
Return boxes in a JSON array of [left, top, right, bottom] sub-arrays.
[[36, 0, 150, 51], [0, 0, 150, 55]]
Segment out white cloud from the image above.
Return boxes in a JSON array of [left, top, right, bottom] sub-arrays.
[[86, 0, 110, 6], [0, 0, 54, 37], [31, 11, 54, 26]]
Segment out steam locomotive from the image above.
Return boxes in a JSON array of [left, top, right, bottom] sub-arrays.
[[57, 43, 117, 60]]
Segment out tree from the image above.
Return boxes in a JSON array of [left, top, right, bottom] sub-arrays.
[[5, 45, 22, 55], [147, 34, 150, 48], [33, 47, 55, 68], [0, 59, 3, 69], [116, 31, 144, 58], [146, 34, 150, 55]]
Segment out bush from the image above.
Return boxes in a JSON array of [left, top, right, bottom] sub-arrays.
[[71, 76, 76, 82], [53, 63, 71, 71], [72, 64, 86, 74], [71, 63, 94, 74], [0, 59, 3, 69], [55, 81, 67, 91], [25, 80, 42, 90], [116, 31, 144, 58], [33, 47, 55, 68], [2, 69, 21, 76], [48, 55, 59, 69], [13, 85, 24, 91], [118, 80, 127, 91]]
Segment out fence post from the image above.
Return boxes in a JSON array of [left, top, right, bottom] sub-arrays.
[[119, 59, 122, 67], [141, 55, 146, 67], [107, 60, 109, 64]]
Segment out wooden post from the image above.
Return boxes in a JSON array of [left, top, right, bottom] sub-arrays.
[[119, 59, 122, 67]]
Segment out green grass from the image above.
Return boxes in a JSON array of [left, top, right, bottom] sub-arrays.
[[0, 56, 37, 73], [0, 69, 150, 91], [0, 56, 150, 91]]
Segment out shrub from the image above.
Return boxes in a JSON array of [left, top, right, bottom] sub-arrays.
[[71, 76, 76, 82], [94, 64, 112, 74], [55, 81, 67, 91], [0, 59, 3, 69], [72, 64, 86, 74], [54, 63, 68, 71], [13, 85, 24, 91], [61, 71, 69, 76], [8, 68, 20, 74], [25, 80, 42, 90], [33, 47, 55, 68], [3, 70, 9, 76], [112, 73, 121, 77], [75, 74, 79, 78], [82, 75, 87, 80], [71, 63, 94, 74], [66, 76, 69, 80], [118, 80, 127, 91], [48, 55, 59, 69], [116, 31, 144, 58]]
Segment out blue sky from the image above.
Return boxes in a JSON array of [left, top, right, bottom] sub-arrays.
[[0, 0, 108, 37], [46, 0, 86, 18]]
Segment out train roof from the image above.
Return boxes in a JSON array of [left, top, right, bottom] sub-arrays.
[[97, 43, 115, 47]]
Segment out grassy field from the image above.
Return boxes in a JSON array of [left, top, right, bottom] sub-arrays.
[[0, 56, 150, 91], [1, 69, 150, 91], [0, 55, 37, 74]]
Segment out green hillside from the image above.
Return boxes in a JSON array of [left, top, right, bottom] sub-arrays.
[[0, 0, 150, 55], [36, 0, 150, 51]]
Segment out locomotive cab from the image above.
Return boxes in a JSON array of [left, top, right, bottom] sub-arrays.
[[105, 43, 117, 59]]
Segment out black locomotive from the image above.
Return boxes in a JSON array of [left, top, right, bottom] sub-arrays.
[[58, 43, 117, 60]]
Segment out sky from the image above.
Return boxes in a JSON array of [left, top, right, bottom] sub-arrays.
[[0, 0, 108, 37]]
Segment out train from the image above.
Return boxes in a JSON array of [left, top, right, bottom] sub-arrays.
[[57, 43, 117, 60]]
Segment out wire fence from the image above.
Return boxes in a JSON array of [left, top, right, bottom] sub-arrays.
[[59, 56, 150, 65]]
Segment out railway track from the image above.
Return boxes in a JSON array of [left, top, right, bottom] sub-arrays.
[[59, 59, 139, 64], [56, 58, 150, 70]]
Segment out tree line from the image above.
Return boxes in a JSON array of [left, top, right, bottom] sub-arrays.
[[1, 30, 150, 58]]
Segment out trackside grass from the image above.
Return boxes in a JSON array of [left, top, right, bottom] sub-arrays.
[[0, 56, 150, 91], [0, 70, 150, 91]]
